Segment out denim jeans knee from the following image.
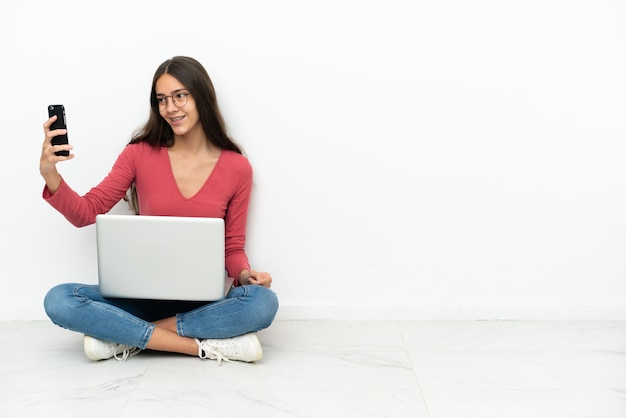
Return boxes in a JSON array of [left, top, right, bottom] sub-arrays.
[[243, 285, 279, 330], [43, 283, 154, 349], [43, 283, 85, 328]]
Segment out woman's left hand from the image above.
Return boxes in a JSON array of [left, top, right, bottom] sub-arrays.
[[239, 269, 272, 288]]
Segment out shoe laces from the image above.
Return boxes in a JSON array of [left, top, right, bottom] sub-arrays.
[[195, 338, 235, 366], [113, 345, 141, 362]]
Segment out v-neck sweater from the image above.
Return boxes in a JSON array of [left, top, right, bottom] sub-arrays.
[[43, 142, 252, 282]]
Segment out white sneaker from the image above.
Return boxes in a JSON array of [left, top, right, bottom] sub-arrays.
[[83, 335, 140, 361], [195, 333, 263, 365]]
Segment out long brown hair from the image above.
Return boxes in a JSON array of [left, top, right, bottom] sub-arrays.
[[125, 56, 243, 214]]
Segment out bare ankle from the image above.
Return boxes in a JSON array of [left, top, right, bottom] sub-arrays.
[[146, 327, 198, 356], [152, 316, 177, 333]]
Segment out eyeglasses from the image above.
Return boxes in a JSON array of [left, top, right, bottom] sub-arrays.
[[156, 91, 191, 111]]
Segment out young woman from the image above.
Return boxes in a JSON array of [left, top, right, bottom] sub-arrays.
[[39, 56, 279, 364]]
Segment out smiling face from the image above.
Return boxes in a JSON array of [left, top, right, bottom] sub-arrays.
[[155, 73, 203, 139]]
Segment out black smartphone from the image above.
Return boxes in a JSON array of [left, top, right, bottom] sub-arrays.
[[48, 104, 69, 156]]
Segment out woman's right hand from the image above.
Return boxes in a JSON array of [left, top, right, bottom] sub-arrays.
[[40, 116, 74, 193]]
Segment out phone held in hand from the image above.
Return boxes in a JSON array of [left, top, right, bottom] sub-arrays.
[[48, 104, 69, 156]]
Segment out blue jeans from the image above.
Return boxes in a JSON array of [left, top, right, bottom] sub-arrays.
[[43, 283, 279, 350]]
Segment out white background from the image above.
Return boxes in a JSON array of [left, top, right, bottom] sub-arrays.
[[1, 0, 625, 320]]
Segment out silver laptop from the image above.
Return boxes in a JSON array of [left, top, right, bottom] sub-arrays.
[[96, 215, 234, 301]]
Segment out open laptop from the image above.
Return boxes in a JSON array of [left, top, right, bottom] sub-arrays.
[[96, 215, 234, 301]]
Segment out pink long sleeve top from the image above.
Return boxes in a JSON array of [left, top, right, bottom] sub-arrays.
[[43, 142, 252, 284]]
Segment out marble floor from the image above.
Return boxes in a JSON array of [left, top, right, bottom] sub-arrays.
[[1, 320, 625, 417]]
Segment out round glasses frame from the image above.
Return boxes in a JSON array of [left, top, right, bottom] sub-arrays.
[[156, 91, 191, 111]]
